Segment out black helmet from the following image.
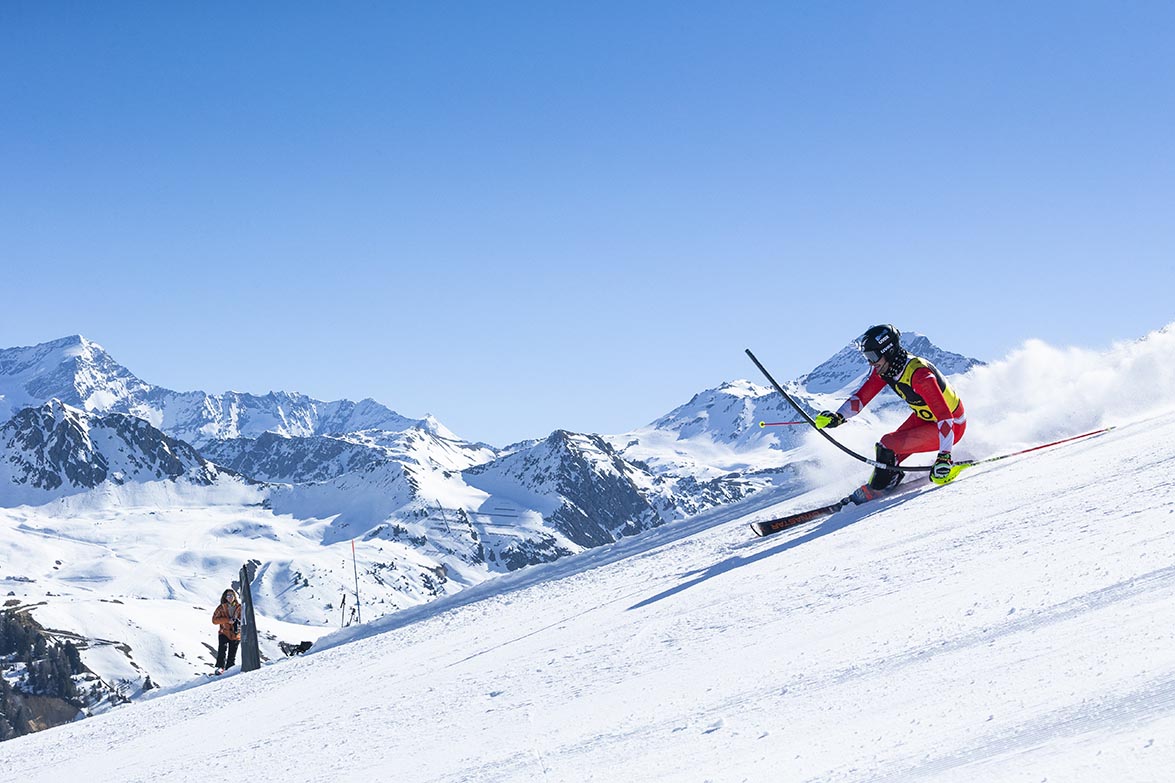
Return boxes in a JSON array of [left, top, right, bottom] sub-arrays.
[[857, 324, 902, 364]]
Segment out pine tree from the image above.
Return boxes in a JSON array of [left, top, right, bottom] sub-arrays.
[[0, 678, 16, 739], [63, 640, 83, 674]]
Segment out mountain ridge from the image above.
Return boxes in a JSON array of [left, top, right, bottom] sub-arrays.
[[0, 336, 439, 448]]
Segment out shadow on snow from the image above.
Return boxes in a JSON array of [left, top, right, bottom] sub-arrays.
[[626, 489, 927, 611]]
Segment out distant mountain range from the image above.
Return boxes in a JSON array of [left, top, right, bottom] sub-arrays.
[[0, 336, 434, 447]]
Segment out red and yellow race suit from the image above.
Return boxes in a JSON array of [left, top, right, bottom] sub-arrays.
[[834, 355, 966, 461]]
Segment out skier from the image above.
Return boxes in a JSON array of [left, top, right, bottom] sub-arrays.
[[212, 588, 242, 674], [814, 324, 966, 504]]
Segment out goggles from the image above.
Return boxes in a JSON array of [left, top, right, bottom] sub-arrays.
[[854, 336, 884, 364]]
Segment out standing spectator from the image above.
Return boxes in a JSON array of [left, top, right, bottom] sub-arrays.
[[212, 588, 242, 675]]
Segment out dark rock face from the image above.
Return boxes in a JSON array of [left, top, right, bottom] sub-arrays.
[[466, 430, 665, 552], [201, 432, 386, 484], [1, 400, 223, 494]]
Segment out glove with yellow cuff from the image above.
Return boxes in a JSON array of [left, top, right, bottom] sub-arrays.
[[814, 411, 846, 429], [930, 451, 955, 485]]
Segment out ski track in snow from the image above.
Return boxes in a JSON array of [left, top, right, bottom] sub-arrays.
[[3, 411, 1175, 780]]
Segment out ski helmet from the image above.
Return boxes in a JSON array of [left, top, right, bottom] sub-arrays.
[[857, 324, 902, 364]]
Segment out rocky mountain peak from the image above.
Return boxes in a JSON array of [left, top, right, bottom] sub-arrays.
[[0, 336, 443, 449], [797, 330, 983, 394], [465, 428, 663, 550], [1, 336, 143, 419], [0, 399, 225, 504]]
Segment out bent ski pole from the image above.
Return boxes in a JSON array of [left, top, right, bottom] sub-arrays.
[[745, 348, 933, 472]]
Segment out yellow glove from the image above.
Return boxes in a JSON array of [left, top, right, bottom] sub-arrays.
[[814, 411, 845, 429]]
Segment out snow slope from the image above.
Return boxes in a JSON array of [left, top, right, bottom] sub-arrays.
[[2, 333, 1174, 781]]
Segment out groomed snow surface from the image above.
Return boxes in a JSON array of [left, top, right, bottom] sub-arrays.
[[3, 403, 1174, 781]]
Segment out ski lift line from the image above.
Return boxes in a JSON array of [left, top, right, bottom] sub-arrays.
[[434, 500, 452, 534], [477, 524, 529, 536], [429, 505, 522, 519]]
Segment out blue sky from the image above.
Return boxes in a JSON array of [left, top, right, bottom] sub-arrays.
[[3, 3, 1173, 445]]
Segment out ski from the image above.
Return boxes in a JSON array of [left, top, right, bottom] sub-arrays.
[[747, 488, 909, 538], [749, 477, 937, 537], [749, 501, 847, 537]]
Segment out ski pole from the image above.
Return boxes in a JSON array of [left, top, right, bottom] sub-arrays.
[[745, 348, 929, 471], [759, 420, 806, 427], [930, 427, 1114, 484], [956, 427, 1114, 469]]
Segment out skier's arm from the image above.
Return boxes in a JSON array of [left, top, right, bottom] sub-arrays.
[[911, 367, 959, 452], [834, 369, 886, 422]]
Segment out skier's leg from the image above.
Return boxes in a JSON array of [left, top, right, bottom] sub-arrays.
[[867, 443, 904, 491], [882, 410, 967, 458], [870, 414, 930, 490]]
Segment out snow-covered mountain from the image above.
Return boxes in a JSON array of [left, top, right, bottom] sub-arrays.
[[0, 336, 154, 420], [200, 431, 390, 484], [201, 423, 497, 485], [3, 324, 1174, 781], [0, 336, 435, 447], [465, 430, 664, 550], [0, 400, 230, 506], [796, 331, 981, 394]]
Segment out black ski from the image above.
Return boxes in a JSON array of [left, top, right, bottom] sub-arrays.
[[747, 503, 841, 533], [749, 500, 848, 537], [749, 479, 929, 537]]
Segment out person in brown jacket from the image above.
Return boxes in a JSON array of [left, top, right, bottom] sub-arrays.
[[212, 588, 242, 674]]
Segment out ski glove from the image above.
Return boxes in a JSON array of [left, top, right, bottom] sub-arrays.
[[930, 451, 954, 485], [814, 411, 845, 429]]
